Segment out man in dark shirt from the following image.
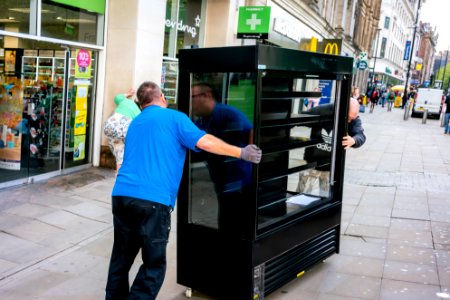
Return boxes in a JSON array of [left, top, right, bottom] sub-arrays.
[[343, 97, 366, 148], [298, 98, 366, 196]]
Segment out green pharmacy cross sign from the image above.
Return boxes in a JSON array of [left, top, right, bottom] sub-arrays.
[[237, 6, 271, 39]]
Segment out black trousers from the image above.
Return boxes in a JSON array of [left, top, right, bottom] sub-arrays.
[[105, 196, 171, 300]]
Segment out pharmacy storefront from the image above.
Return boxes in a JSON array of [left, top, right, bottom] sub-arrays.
[[0, 0, 105, 186]]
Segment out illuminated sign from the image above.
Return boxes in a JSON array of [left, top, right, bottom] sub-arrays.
[[237, 6, 271, 39], [324, 42, 339, 55], [300, 38, 342, 55]]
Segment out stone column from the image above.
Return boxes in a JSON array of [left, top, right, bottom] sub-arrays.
[[101, 0, 166, 168]]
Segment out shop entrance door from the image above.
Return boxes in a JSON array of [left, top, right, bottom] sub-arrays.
[[62, 48, 97, 170], [0, 44, 97, 185]]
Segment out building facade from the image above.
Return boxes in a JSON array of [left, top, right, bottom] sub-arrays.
[[372, 0, 419, 88], [351, 0, 383, 92], [417, 22, 437, 86]]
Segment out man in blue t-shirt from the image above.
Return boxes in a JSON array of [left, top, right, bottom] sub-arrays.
[[105, 81, 261, 300]]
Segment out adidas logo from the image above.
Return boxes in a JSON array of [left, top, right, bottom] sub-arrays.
[[316, 143, 332, 152], [321, 129, 333, 144], [316, 129, 332, 152]]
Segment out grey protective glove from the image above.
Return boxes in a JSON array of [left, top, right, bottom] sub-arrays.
[[240, 145, 262, 164]]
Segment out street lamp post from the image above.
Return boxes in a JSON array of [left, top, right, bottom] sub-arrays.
[[371, 28, 382, 87], [402, 0, 422, 109]]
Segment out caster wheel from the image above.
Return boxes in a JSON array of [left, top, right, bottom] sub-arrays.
[[185, 288, 192, 298]]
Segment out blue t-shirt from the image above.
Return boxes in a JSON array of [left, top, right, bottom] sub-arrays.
[[112, 105, 206, 207], [195, 103, 253, 192]]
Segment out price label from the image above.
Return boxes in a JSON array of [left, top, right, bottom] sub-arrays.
[[76, 49, 91, 68]]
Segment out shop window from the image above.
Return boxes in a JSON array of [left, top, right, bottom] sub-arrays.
[[0, 0, 36, 35], [380, 37, 387, 58], [41, 0, 105, 46], [384, 17, 390, 29], [164, 0, 203, 57]]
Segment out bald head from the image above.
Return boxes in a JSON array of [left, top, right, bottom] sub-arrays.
[[348, 97, 360, 122]]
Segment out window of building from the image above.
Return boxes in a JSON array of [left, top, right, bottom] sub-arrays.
[[164, 0, 204, 58], [380, 37, 387, 58], [41, 0, 105, 46], [0, 0, 35, 35], [0, 0, 105, 46], [384, 17, 391, 29]]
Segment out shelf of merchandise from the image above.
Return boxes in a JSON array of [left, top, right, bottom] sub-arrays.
[[0, 54, 4, 77], [162, 60, 178, 104], [21, 56, 69, 85], [37, 57, 53, 83], [22, 57, 38, 82]]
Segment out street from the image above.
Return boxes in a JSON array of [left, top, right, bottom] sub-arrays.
[[1, 105, 450, 300]]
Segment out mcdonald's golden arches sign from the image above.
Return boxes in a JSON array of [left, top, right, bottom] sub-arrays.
[[300, 38, 342, 55]]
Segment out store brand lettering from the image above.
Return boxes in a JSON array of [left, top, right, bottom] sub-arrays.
[[316, 143, 332, 152], [165, 19, 197, 38]]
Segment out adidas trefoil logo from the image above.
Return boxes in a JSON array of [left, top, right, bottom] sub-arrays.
[[321, 129, 332, 144], [316, 129, 332, 152]]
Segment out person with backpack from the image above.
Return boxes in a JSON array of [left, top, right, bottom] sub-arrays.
[[387, 88, 395, 112], [369, 87, 379, 113]]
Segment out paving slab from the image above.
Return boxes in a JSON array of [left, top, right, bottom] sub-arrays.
[[383, 260, 439, 285], [318, 271, 381, 300], [380, 279, 441, 300]]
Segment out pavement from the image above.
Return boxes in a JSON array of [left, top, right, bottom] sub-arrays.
[[1, 104, 450, 300]]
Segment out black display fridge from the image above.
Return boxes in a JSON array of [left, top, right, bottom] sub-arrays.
[[176, 44, 353, 300]]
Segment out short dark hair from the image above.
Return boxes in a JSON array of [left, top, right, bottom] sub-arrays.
[[192, 82, 218, 100], [136, 81, 161, 107]]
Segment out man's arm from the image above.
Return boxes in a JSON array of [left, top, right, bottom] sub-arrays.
[[196, 134, 261, 163], [347, 117, 366, 148]]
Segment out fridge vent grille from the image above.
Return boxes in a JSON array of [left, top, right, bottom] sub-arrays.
[[264, 228, 338, 295]]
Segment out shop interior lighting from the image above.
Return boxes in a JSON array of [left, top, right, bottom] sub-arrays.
[[8, 8, 54, 13], [0, 18, 18, 23], [55, 17, 95, 24]]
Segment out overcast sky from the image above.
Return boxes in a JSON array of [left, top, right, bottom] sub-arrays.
[[420, 0, 449, 52]]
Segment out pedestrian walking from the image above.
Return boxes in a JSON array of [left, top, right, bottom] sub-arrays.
[[380, 89, 387, 108], [444, 92, 450, 134], [105, 81, 262, 300], [369, 87, 379, 113], [387, 88, 395, 112]]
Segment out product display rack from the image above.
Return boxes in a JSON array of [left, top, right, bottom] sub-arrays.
[[177, 45, 353, 300], [0, 51, 5, 78], [21, 55, 67, 159], [162, 59, 178, 104], [22, 57, 37, 83], [21, 56, 66, 84]]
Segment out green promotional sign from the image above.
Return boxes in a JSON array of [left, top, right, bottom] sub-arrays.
[[237, 6, 271, 39], [50, 0, 105, 14]]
